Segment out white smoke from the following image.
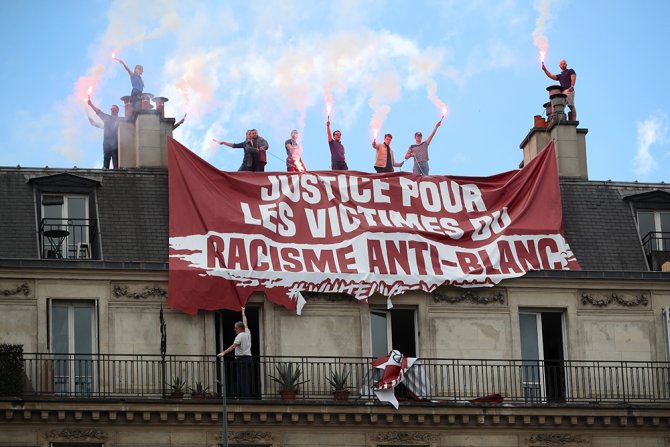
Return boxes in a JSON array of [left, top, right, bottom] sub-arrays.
[[532, 0, 553, 61], [634, 112, 669, 176], [48, 1, 530, 168]]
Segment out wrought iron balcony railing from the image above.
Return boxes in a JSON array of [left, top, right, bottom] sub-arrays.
[[11, 354, 670, 405], [642, 231, 670, 271], [39, 218, 97, 260]]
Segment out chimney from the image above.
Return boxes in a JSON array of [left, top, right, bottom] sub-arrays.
[[117, 92, 176, 169], [520, 85, 589, 179]]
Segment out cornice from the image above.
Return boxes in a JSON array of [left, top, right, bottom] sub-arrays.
[[2, 401, 669, 431]]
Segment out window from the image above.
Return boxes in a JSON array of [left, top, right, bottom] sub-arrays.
[[50, 300, 97, 396], [41, 194, 90, 259], [519, 311, 566, 403], [28, 172, 100, 260], [625, 189, 670, 271], [370, 308, 417, 358], [638, 210, 670, 250], [370, 308, 419, 400]]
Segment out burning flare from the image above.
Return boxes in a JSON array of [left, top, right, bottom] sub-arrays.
[[373, 128, 379, 140], [326, 103, 332, 119], [85, 86, 93, 103], [441, 106, 448, 117]]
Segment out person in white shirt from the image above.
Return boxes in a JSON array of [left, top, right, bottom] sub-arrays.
[[217, 307, 252, 397]]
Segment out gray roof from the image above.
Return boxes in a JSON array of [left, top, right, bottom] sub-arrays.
[[559, 179, 666, 271], [0, 167, 668, 272], [0, 167, 167, 264]]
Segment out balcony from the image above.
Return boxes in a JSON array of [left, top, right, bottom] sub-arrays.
[[642, 231, 670, 271], [12, 354, 670, 405], [39, 218, 97, 260]]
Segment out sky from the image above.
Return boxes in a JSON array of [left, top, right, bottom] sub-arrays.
[[1, 0, 669, 182]]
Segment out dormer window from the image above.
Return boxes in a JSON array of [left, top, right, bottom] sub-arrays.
[[28, 173, 100, 260], [41, 194, 91, 259], [625, 189, 670, 271]]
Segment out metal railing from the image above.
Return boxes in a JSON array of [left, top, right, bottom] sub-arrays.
[[14, 354, 670, 404], [642, 231, 670, 254], [39, 218, 97, 260], [642, 231, 670, 271]]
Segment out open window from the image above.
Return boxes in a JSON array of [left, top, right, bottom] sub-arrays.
[[519, 310, 566, 403], [370, 308, 417, 358], [29, 173, 100, 260]]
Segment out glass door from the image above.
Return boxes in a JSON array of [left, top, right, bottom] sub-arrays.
[[50, 300, 97, 396]]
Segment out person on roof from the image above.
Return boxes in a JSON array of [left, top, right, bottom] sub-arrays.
[[404, 118, 443, 175], [542, 59, 577, 120]]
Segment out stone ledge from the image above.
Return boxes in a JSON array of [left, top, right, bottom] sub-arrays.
[[2, 401, 669, 430]]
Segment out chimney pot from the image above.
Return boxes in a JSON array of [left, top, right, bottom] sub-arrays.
[[152, 96, 169, 117], [120, 96, 132, 117], [140, 93, 155, 110], [546, 84, 563, 96]]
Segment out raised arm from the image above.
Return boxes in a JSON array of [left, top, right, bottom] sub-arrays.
[[326, 120, 333, 142], [541, 62, 558, 81], [371, 139, 379, 150], [173, 114, 186, 130], [241, 307, 249, 333], [424, 118, 442, 146], [212, 138, 245, 148], [115, 58, 133, 77], [87, 98, 101, 115]]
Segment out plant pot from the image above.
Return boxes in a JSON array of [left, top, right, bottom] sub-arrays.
[[192, 392, 206, 400], [332, 390, 350, 401], [280, 389, 297, 401], [170, 391, 184, 399]]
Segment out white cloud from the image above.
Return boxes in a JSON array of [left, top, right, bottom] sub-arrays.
[[634, 111, 669, 176]]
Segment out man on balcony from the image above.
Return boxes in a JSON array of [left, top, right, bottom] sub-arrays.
[[217, 307, 252, 398]]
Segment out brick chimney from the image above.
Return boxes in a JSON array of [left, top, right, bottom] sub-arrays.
[[519, 85, 589, 179], [117, 93, 176, 169]]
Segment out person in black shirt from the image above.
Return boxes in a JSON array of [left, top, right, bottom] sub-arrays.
[[542, 59, 577, 120], [87, 99, 120, 169]]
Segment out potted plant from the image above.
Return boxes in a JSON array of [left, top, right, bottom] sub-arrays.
[[189, 381, 209, 399], [269, 363, 308, 401], [327, 367, 351, 401], [168, 376, 187, 399]]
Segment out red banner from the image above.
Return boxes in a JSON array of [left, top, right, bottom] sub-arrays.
[[168, 138, 580, 315]]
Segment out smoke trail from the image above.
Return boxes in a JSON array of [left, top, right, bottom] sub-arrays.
[[532, 0, 553, 61], [368, 72, 401, 138]]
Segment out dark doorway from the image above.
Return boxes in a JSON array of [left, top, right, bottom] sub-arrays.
[[216, 306, 261, 399], [520, 310, 566, 403], [541, 312, 566, 403]]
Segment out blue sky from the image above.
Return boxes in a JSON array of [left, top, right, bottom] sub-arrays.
[[1, 0, 668, 182]]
